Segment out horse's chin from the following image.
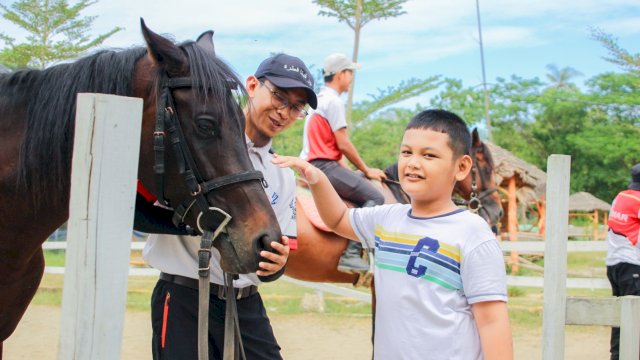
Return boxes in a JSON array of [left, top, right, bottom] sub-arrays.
[[213, 233, 260, 274]]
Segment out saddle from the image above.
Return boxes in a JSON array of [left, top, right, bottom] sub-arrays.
[[296, 182, 357, 233]]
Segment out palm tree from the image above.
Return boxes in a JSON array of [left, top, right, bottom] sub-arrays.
[[545, 64, 583, 89]]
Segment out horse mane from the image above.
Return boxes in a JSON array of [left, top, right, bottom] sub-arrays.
[[383, 163, 410, 204], [473, 141, 495, 187], [7, 39, 245, 210]]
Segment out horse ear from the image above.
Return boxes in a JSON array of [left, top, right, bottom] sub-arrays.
[[471, 128, 481, 147], [140, 18, 188, 76], [196, 30, 216, 56]]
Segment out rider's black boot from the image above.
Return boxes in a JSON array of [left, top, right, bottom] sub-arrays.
[[338, 240, 369, 273]]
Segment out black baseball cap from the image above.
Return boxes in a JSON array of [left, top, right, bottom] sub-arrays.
[[630, 163, 640, 190], [254, 53, 317, 109]]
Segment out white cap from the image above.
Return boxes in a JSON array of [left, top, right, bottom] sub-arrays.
[[323, 53, 361, 76]]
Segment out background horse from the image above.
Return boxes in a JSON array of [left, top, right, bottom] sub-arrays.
[[286, 128, 503, 284], [0, 20, 281, 353]]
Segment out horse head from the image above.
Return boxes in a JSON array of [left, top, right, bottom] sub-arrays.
[[135, 20, 281, 274], [453, 128, 503, 231]]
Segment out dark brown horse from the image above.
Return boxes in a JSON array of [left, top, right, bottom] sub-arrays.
[[0, 20, 281, 354], [286, 128, 503, 284]]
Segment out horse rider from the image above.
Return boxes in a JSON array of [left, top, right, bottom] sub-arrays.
[[300, 53, 387, 273]]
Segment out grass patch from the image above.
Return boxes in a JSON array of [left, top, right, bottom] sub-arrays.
[[44, 250, 66, 266], [39, 244, 612, 327]]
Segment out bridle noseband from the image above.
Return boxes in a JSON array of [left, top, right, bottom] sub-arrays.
[[152, 74, 263, 234]]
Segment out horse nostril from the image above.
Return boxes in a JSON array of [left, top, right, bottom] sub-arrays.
[[257, 234, 272, 253]]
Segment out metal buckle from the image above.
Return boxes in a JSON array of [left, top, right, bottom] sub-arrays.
[[197, 248, 211, 272], [197, 207, 232, 236], [190, 183, 202, 196]]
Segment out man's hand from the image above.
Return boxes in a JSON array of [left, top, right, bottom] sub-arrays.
[[256, 236, 290, 277], [365, 167, 387, 182]]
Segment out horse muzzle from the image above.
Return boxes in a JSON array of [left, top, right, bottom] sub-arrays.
[[214, 228, 282, 274]]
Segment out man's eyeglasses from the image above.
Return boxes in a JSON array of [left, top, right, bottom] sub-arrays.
[[260, 81, 309, 119]]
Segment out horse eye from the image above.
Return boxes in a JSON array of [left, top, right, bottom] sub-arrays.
[[196, 117, 217, 137]]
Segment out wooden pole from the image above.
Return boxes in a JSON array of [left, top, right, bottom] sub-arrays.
[[537, 200, 546, 235], [542, 155, 571, 360], [593, 209, 599, 240], [508, 177, 518, 273], [58, 94, 142, 360]]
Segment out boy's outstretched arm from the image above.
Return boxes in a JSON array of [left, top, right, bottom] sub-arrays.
[[472, 301, 513, 360], [272, 155, 358, 240]]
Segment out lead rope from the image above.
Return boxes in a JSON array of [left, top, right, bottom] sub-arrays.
[[198, 209, 233, 360], [224, 272, 246, 360]]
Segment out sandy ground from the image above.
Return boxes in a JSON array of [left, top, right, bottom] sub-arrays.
[[5, 305, 611, 359]]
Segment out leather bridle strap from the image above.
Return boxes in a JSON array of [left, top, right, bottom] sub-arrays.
[[224, 272, 246, 360]]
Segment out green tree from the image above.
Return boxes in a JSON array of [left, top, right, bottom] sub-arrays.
[[312, 0, 408, 123], [351, 75, 441, 124], [590, 27, 640, 74], [0, 0, 121, 69], [545, 64, 583, 89]]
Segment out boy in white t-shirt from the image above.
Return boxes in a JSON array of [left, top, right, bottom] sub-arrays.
[[274, 109, 513, 360]]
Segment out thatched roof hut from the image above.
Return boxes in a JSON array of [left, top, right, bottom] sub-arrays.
[[569, 192, 611, 212], [486, 142, 547, 203]]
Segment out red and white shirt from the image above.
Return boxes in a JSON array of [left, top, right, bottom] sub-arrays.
[[605, 189, 640, 266], [300, 86, 347, 162]]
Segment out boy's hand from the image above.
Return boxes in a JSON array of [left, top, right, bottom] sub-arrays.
[[256, 235, 290, 277], [272, 155, 321, 184]]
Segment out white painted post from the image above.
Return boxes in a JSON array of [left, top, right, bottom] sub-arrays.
[[58, 94, 143, 360], [620, 296, 640, 359], [541, 155, 571, 360]]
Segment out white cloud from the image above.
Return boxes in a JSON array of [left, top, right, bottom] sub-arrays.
[[597, 16, 640, 36]]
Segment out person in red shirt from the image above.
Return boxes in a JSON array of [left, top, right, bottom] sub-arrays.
[[300, 53, 387, 273], [605, 163, 640, 360]]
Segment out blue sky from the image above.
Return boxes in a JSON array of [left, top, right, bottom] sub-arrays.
[[3, 0, 640, 106]]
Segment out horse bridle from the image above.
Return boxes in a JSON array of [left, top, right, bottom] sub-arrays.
[[152, 75, 264, 234], [153, 73, 258, 360], [455, 160, 498, 215]]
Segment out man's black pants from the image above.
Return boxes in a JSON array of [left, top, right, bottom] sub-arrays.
[[151, 279, 282, 360], [606, 262, 640, 360]]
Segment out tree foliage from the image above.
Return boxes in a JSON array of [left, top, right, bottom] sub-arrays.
[[0, 0, 121, 69], [313, 0, 408, 29], [312, 0, 408, 124], [351, 75, 441, 124], [590, 27, 640, 74], [545, 63, 583, 89]]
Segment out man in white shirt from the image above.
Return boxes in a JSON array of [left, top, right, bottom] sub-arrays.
[[144, 53, 317, 359]]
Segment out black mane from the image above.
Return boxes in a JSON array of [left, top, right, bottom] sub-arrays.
[[3, 39, 245, 210]]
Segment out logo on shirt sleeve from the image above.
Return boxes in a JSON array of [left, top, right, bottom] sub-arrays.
[[271, 192, 279, 205], [289, 199, 296, 220]]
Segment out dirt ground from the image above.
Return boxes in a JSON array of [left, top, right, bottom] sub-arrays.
[[5, 305, 611, 359]]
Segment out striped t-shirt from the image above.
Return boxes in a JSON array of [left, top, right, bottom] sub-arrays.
[[349, 204, 507, 360]]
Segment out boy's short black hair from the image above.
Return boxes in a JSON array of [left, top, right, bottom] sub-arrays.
[[405, 109, 471, 158]]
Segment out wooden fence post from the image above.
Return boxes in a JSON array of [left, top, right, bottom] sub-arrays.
[[620, 296, 640, 359], [58, 93, 142, 360], [541, 154, 571, 360]]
